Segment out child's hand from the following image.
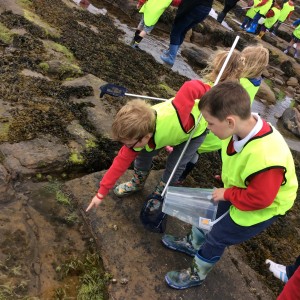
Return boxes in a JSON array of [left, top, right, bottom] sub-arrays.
[[212, 188, 226, 202], [86, 194, 103, 212]]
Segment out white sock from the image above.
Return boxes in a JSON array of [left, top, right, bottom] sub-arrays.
[[265, 259, 288, 283], [87, 4, 107, 15], [73, 0, 81, 5]]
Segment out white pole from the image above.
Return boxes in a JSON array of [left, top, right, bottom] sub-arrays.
[[161, 35, 240, 198], [125, 93, 167, 101]]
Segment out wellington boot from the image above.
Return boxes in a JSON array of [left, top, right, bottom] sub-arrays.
[[165, 254, 219, 289], [160, 44, 179, 66], [114, 168, 149, 197], [257, 31, 265, 39]]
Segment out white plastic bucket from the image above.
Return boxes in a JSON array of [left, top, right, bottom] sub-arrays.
[[162, 186, 218, 231]]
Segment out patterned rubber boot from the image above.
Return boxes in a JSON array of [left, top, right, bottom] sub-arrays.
[[113, 168, 149, 197], [165, 254, 219, 289], [162, 227, 206, 257]]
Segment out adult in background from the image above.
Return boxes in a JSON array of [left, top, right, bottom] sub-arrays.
[[217, 0, 240, 23], [160, 0, 213, 67]]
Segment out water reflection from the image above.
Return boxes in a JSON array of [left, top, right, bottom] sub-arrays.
[[252, 96, 300, 151]]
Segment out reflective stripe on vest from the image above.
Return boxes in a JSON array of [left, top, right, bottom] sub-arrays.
[[221, 125, 298, 226], [139, 0, 172, 26]]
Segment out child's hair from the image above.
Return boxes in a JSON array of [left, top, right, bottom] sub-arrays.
[[111, 99, 156, 141], [199, 81, 251, 121], [202, 49, 245, 83], [241, 45, 269, 78]]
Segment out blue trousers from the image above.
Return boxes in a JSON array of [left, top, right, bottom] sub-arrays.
[[170, 5, 211, 45], [199, 201, 278, 259]]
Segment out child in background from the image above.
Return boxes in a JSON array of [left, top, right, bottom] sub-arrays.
[[283, 18, 300, 58], [240, 0, 261, 30], [131, 0, 181, 49], [163, 81, 298, 290], [246, 0, 273, 34], [178, 44, 269, 183], [271, 0, 295, 36], [257, 0, 283, 39]]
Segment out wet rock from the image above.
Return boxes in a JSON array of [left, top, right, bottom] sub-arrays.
[[0, 164, 15, 203], [40, 59, 82, 80], [280, 60, 296, 77], [181, 45, 211, 70], [184, 29, 193, 43], [269, 65, 285, 76], [190, 31, 204, 45], [286, 85, 296, 96], [256, 80, 276, 104], [0, 136, 70, 177], [286, 77, 298, 87], [292, 62, 300, 78], [273, 77, 284, 85], [262, 69, 271, 78], [281, 107, 300, 138]]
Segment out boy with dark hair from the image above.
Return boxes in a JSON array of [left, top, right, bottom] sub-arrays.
[[163, 81, 298, 289]]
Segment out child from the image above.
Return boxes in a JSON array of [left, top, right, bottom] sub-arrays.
[[240, 0, 261, 30], [178, 44, 269, 183], [162, 81, 298, 289], [131, 0, 181, 49], [257, 0, 283, 39], [160, 0, 213, 66], [283, 18, 300, 58], [271, 0, 295, 36], [246, 0, 273, 34], [86, 79, 211, 213]]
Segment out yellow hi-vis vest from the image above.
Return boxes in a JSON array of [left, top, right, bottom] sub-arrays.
[[197, 78, 260, 154], [254, 0, 273, 16], [134, 99, 207, 152], [293, 24, 300, 39], [264, 7, 281, 29], [246, 0, 261, 18], [240, 78, 260, 104], [278, 1, 294, 22], [139, 0, 172, 27], [221, 125, 298, 226]]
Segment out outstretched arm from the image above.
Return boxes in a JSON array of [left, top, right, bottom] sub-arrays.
[[86, 146, 139, 211], [172, 80, 211, 132]]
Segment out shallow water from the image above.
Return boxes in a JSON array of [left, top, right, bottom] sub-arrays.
[[252, 96, 300, 151]]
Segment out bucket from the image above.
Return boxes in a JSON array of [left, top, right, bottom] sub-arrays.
[[162, 186, 218, 231]]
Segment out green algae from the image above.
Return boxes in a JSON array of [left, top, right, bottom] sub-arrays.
[[0, 23, 13, 44]]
